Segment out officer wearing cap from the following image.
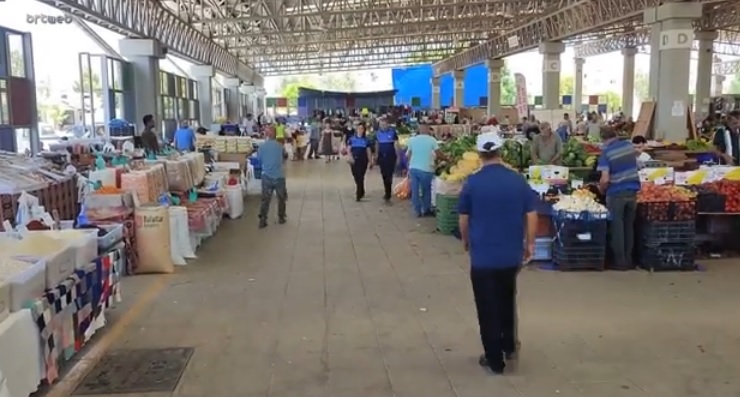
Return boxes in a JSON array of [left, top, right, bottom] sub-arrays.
[[457, 132, 538, 375]]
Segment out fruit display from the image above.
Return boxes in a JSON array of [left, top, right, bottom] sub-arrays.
[[553, 195, 607, 213], [435, 135, 477, 176], [583, 143, 601, 154], [637, 184, 696, 202], [440, 151, 481, 182], [637, 184, 697, 221], [561, 138, 590, 168], [572, 188, 596, 200], [704, 180, 740, 212]]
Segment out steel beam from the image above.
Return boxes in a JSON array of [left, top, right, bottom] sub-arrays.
[[574, 29, 740, 57], [39, 0, 262, 85], [199, 0, 546, 25]]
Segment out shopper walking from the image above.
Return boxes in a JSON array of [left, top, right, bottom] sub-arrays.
[[406, 123, 438, 217], [457, 132, 537, 374], [256, 131, 287, 229], [320, 119, 338, 163], [597, 126, 640, 269], [307, 119, 321, 159], [347, 123, 373, 201], [375, 118, 399, 204], [713, 110, 740, 165]]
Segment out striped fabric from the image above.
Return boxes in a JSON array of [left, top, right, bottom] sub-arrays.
[[597, 139, 641, 196]]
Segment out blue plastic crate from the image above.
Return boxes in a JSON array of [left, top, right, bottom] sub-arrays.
[[532, 237, 553, 261]]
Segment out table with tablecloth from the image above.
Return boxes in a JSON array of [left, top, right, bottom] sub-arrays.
[[0, 310, 44, 397]]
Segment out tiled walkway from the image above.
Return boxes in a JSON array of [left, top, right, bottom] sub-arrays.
[[88, 161, 740, 396]]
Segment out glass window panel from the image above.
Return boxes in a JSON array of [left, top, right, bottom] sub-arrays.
[[0, 80, 5, 90], [114, 92, 124, 119], [112, 59, 123, 90], [179, 98, 188, 119], [0, 90, 8, 125], [160, 72, 167, 94], [189, 100, 198, 119], [7, 34, 26, 78], [107, 58, 115, 88], [15, 127, 30, 153], [179, 77, 187, 98]]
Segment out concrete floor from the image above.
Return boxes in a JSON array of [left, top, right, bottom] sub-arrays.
[[92, 161, 740, 396]]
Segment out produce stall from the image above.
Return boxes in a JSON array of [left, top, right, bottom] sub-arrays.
[[416, 126, 740, 271]]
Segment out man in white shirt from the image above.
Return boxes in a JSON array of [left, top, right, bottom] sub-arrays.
[[243, 113, 257, 136]]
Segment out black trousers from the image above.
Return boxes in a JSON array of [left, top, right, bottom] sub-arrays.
[[350, 156, 368, 200], [377, 153, 397, 200], [470, 267, 518, 368]]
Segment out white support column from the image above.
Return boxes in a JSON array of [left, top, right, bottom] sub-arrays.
[[574, 58, 585, 114], [223, 77, 241, 123], [431, 76, 441, 109], [453, 70, 465, 107], [539, 41, 565, 110], [695, 31, 717, 118], [644, 2, 702, 142], [648, 23, 662, 100], [485, 59, 504, 118], [191, 64, 214, 128], [119, 39, 164, 132], [622, 48, 637, 118]]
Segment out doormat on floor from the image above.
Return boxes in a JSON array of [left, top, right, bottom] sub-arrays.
[[72, 347, 194, 396]]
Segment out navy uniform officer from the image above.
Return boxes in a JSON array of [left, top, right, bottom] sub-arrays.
[[374, 117, 399, 204], [347, 122, 373, 202]]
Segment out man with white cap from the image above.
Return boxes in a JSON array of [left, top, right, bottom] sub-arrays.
[[457, 132, 538, 374]]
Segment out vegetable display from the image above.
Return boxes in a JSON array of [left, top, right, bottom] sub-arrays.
[[561, 138, 590, 168], [553, 195, 607, 213], [440, 151, 481, 182], [637, 184, 696, 202], [685, 139, 713, 151]]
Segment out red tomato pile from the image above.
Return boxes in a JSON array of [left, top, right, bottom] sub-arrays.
[[703, 180, 740, 212], [637, 184, 696, 202]]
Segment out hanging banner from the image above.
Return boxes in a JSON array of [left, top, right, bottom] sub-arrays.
[[514, 73, 529, 119], [562, 95, 572, 105], [276, 97, 288, 108], [534, 96, 543, 106], [410, 97, 421, 107], [588, 95, 599, 105], [479, 97, 488, 107], [266, 97, 277, 107]]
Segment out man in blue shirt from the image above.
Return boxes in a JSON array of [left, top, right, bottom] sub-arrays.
[[256, 131, 287, 228], [406, 124, 438, 216], [457, 132, 537, 374], [173, 120, 196, 152], [374, 118, 398, 204], [307, 119, 321, 159], [597, 126, 640, 269]]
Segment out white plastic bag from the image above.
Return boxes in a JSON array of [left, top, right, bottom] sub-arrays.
[[168, 208, 186, 266], [225, 185, 244, 219], [245, 162, 261, 195], [14, 191, 39, 227], [170, 206, 196, 259]]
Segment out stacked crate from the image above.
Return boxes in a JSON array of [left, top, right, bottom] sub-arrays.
[[552, 210, 608, 270], [435, 194, 459, 235], [636, 201, 697, 271]]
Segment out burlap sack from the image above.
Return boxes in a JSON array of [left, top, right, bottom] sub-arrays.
[[134, 205, 174, 274]]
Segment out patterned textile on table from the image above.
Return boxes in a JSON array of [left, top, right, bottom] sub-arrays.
[[29, 247, 124, 384], [91, 215, 138, 275]]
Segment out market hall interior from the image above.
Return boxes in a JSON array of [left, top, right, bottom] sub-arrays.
[[49, 161, 740, 397]]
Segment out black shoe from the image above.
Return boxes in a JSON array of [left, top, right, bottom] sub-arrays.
[[423, 211, 436, 217], [505, 351, 517, 361], [478, 354, 505, 374], [258, 221, 267, 229], [278, 217, 286, 224]]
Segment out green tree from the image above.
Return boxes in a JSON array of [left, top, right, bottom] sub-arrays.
[[560, 75, 574, 97], [729, 72, 740, 94], [317, 72, 357, 92], [604, 90, 622, 113], [72, 69, 103, 96], [635, 70, 650, 102], [500, 62, 516, 105], [38, 104, 70, 128], [9, 50, 25, 77]]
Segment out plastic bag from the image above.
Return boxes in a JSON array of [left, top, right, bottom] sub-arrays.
[[394, 177, 410, 200], [225, 185, 244, 218], [245, 162, 261, 195], [284, 143, 294, 159], [167, 207, 186, 266], [170, 206, 196, 259], [15, 191, 39, 227]]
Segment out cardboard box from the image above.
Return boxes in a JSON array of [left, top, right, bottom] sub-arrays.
[[14, 245, 75, 288], [86, 192, 135, 210], [673, 170, 710, 185], [529, 165, 569, 181]]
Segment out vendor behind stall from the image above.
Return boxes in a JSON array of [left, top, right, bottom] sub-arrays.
[[631, 136, 652, 163], [597, 126, 640, 270], [530, 122, 563, 165], [713, 110, 740, 165], [140, 114, 160, 154]]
